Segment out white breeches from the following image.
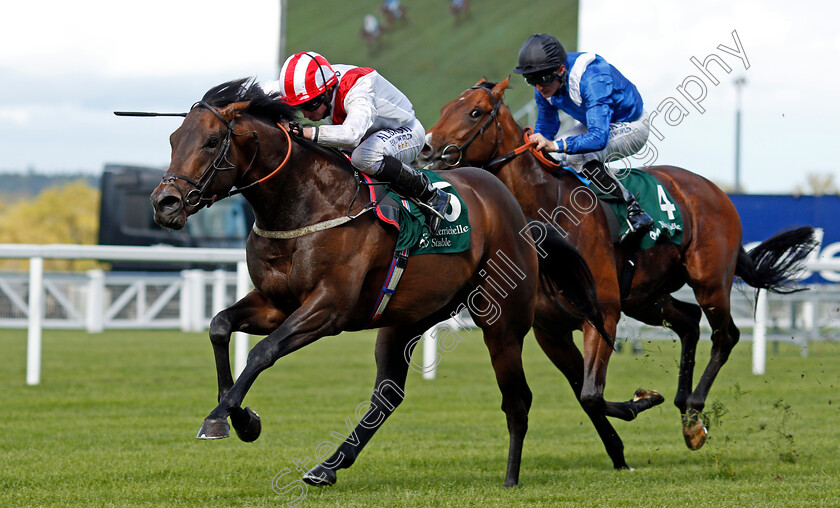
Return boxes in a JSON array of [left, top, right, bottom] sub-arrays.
[[350, 118, 426, 175], [557, 110, 650, 174]]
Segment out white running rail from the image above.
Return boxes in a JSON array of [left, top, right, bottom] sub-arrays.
[[0, 244, 249, 385], [3, 244, 840, 384]]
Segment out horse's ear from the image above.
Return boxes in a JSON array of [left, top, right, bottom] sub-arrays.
[[491, 76, 510, 100], [474, 77, 487, 86], [219, 101, 250, 120]]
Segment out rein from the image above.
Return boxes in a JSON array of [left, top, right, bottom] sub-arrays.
[[431, 86, 564, 175], [483, 127, 565, 174], [457, 123, 565, 179], [167, 101, 376, 241]]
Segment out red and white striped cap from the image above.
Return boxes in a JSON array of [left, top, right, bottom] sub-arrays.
[[278, 51, 338, 106]]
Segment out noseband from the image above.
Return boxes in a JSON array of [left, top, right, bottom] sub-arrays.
[[161, 101, 261, 209], [439, 86, 504, 168]]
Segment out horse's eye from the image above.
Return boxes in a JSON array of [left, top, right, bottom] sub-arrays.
[[470, 109, 482, 119], [205, 137, 220, 149]]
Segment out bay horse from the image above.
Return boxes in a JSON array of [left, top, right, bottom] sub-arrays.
[[419, 78, 817, 469], [149, 78, 607, 487]]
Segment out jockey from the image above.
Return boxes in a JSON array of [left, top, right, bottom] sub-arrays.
[[513, 33, 654, 242], [273, 51, 449, 233]]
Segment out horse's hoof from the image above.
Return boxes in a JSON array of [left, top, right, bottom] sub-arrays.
[[196, 418, 230, 440], [633, 388, 665, 406], [230, 407, 262, 442], [681, 412, 708, 450], [303, 464, 336, 486]]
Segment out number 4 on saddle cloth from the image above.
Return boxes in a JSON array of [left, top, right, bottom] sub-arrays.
[[587, 168, 684, 250]]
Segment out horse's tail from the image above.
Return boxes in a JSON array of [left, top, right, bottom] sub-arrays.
[[528, 221, 613, 348], [735, 226, 818, 295]]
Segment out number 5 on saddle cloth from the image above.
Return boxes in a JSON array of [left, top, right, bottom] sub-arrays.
[[360, 169, 471, 325]]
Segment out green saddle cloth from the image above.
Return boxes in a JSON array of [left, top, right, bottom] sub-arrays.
[[392, 170, 471, 255], [590, 168, 684, 250]]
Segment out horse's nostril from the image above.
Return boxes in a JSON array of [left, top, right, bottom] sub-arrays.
[[158, 195, 181, 211]]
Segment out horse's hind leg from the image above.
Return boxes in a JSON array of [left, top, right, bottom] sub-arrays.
[[683, 284, 739, 449], [303, 317, 441, 487], [534, 327, 631, 470], [482, 323, 532, 487]]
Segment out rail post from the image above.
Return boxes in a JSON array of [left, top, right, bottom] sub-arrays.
[[85, 269, 105, 333], [752, 289, 768, 375], [234, 261, 250, 378], [26, 256, 44, 386]]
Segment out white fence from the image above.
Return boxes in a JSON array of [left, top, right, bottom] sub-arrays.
[[3, 244, 840, 385], [0, 244, 250, 385]]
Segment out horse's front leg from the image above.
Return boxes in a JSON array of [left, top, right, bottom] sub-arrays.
[[209, 290, 287, 403], [197, 288, 344, 441]]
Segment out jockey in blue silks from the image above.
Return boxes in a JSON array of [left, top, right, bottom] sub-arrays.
[[514, 33, 654, 242]]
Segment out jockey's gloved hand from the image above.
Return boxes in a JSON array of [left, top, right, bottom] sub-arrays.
[[288, 121, 304, 137]]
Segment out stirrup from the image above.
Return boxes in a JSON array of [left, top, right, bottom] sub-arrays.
[[415, 189, 450, 234], [619, 210, 654, 243]]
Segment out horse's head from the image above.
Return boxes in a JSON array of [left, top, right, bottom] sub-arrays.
[[419, 77, 511, 171], [151, 78, 296, 230]]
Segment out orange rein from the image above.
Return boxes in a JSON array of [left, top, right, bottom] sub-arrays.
[[522, 126, 564, 171], [225, 121, 293, 200], [256, 122, 293, 184]]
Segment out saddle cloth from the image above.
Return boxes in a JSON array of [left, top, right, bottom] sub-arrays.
[[588, 168, 684, 250], [360, 170, 471, 255]]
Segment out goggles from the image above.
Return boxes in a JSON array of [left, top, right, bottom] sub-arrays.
[[524, 70, 559, 87], [299, 94, 327, 112]]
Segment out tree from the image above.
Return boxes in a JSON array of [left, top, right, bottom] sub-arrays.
[[794, 172, 839, 196], [0, 181, 102, 271]]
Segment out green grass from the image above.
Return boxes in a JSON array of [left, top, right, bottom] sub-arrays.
[[2, 329, 839, 507], [285, 0, 579, 129]]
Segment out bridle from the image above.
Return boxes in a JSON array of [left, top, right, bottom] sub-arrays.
[[438, 86, 504, 169], [161, 101, 289, 209], [153, 100, 374, 240], [434, 86, 562, 173]]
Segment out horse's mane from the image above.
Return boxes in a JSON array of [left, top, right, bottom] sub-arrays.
[[200, 78, 353, 171], [200, 77, 298, 125]]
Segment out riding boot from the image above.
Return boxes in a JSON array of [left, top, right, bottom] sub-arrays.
[[375, 156, 451, 234], [582, 160, 654, 242]]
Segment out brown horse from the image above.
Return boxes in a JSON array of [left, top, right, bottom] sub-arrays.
[[419, 78, 817, 468], [149, 78, 606, 487]]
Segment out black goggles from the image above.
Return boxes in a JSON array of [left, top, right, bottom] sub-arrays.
[[524, 70, 558, 87], [299, 94, 326, 112]]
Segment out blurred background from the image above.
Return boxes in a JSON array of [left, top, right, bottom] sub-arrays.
[[1, 0, 838, 335], [2, 0, 837, 192]]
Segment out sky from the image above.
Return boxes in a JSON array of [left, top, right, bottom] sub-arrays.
[[579, 0, 840, 193], [1, 0, 837, 194]]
